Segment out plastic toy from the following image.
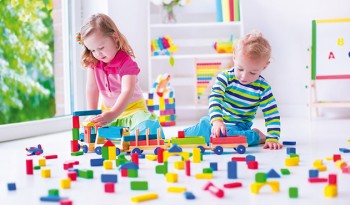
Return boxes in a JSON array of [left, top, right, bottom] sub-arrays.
[[26, 144, 43, 156], [213, 35, 235, 53], [151, 35, 177, 56]]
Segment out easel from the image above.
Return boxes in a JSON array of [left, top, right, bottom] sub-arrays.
[[309, 18, 350, 118]]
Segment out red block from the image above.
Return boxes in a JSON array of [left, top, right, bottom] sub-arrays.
[[185, 160, 191, 176], [44, 155, 58, 159], [328, 174, 337, 185], [121, 169, 128, 177], [105, 183, 115, 193], [308, 178, 328, 183], [157, 148, 164, 163], [131, 153, 139, 165], [247, 161, 258, 169], [130, 139, 164, 146], [26, 159, 33, 175], [178, 130, 185, 138], [333, 154, 341, 162], [211, 136, 247, 145], [60, 199, 73, 205], [223, 182, 242, 188], [232, 157, 246, 162], [68, 171, 77, 181], [72, 116, 80, 128], [70, 140, 79, 152]]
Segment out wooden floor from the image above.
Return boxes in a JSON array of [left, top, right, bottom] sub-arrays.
[[0, 117, 350, 205]]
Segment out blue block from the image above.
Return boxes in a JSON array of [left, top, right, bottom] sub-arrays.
[[98, 126, 125, 139], [267, 169, 280, 178], [101, 174, 118, 183], [7, 183, 16, 191], [184, 191, 195, 200], [40, 196, 66, 202], [73, 110, 102, 116], [169, 91, 174, 98], [227, 161, 237, 179], [283, 141, 296, 145], [68, 168, 79, 174], [123, 134, 158, 142], [287, 147, 296, 154], [246, 155, 256, 163], [309, 169, 319, 178], [90, 158, 104, 166], [339, 148, 350, 153], [210, 162, 218, 171], [139, 154, 145, 159]]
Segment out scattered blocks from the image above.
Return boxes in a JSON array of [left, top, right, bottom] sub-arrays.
[[146, 154, 158, 161], [195, 173, 213, 179], [105, 183, 115, 193], [184, 191, 195, 200], [285, 157, 299, 166], [227, 161, 237, 179], [60, 178, 71, 189], [283, 141, 296, 145], [267, 169, 280, 178], [245, 155, 255, 162], [41, 169, 51, 178], [286, 147, 296, 154], [7, 182, 16, 191], [101, 174, 118, 183], [313, 159, 327, 171], [247, 161, 258, 169], [309, 169, 319, 178], [203, 182, 224, 198], [59, 199, 72, 205], [103, 160, 113, 170], [289, 187, 298, 198], [209, 162, 218, 171], [67, 171, 77, 181], [174, 161, 184, 170], [223, 182, 242, 189], [166, 173, 178, 183], [78, 169, 94, 179], [168, 187, 187, 193], [131, 181, 148, 190], [280, 168, 290, 175], [26, 159, 33, 175], [38, 158, 46, 167], [130, 193, 158, 203]]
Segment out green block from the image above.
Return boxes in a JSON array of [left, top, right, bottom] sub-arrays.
[[290, 154, 299, 158], [255, 172, 267, 183], [102, 146, 109, 159], [203, 168, 213, 174], [72, 128, 79, 140], [130, 181, 148, 190], [79, 169, 94, 179], [281, 168, 291, 175], [34, 165, 41, 170], [289, 187, 298, 198], [71, 151, 84, 156], [128, 169, 138, 178], [116, 154, 129, 167], [155, 162, 168, 174], [48, 189, 59, 196]]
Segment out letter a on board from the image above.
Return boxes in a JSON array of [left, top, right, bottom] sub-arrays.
[[328, 51, 335, 59]]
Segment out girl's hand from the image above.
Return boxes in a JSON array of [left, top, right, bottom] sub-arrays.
[[211, 120, 226, 138], [90, 111, 116, 127], [263, 141, 283, 150]]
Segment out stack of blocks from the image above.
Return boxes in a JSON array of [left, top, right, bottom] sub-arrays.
[[146, 73, 176, 126]]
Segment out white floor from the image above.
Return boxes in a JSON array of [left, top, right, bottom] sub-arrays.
[[0, 117, 350, 205]]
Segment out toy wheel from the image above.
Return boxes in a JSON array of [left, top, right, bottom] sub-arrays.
[[132, 148, 142, 155], [116, 147, 121, 156], [82, 145, 88, 153], [197, 146, 205, 154], [154, 147, 160, 155], [213, 146, 223, 155], [235, 145, 246, 154], [95, 146, 102, 155]]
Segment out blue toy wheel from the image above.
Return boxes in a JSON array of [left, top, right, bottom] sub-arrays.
[[154, 147, 160, 155], [116, 147, 121, 156], [82, 145, 88, 153], [95, 146, 102, 155], [197, 146, 205, 154], [132, 148, 142, 155], [235, 145, 246, 154], [213, 146, 223, 155]]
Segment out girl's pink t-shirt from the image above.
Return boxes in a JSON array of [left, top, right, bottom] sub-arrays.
[[93, 50, 143, 108]]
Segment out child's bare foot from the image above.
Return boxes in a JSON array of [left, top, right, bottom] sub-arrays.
[[253, 128, 266, 144]]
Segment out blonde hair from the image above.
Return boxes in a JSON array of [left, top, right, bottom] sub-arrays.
[[80, 13, 135, 68], [235, 31, 271, 60]]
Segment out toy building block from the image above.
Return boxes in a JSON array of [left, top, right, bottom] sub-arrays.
[[245, 155, 255, 163], [289, 187, 298, 198], [178, 130, 185, 138], [71, 151, 84, 156], [232, 157, 246, 162], [103, 160, 113, 170], [324, 185, 337, 197], [26, 159, 33, 175], [7, 182, 16, 191], [116, 154, 130, 167], [223, 182, 242, 189], [163, 151, 190, 162], [72, 128, 79, 141], [209, 162, 218, 171], [308, 178, 328, 183], [328, 174, 337, 185], [195, 173, 214, 179], [121, 169, 128, 177], [168, 187, 187, 193], [166, 173, 178, 183], [59, 199, 72, 205], [203, 168, 213, 174], [130, 193, 158, 203], [40, 196, 67, 202], [286, 147, 296, 154], [250, 181, 280, 194], [105, 183, 115, 193], [333, 154, 341, 162], [34, 165, 41, 170], [168, 144, 182, 152], [342, 165, 350, 173], [267, 169, 280, 178], [48, 189, 59, 196], [203, 182, 224, 198], [131, 153, 139, 165], [44, 155, 58, 159], [41, 169, 51, 178], [280, 168, 290, 175], [67, 171, 77, 181], [70, 140, 79, 152], [63, 160, 79, 170], [313, 159, 327, 171], [335, 160, 347, 169], [90, 158, 104, 167], [285, 157, 299, 166], [227, 161, 237, 179], [128, 169, 138, 178], [185, 160, 191, 176], [192, 148, 201, 163], [247, 161, 258, 169], [157, 148, 164, 163], [78, 169, 94, 179], [101, 140, 116, 160], [73, 110, 102, 116], [146, 154, 158, 161], [184, 191, 195, 200], [283, 141, 296, 145], [309, 169, 319, 178], [255, 172, 267, 183], [131, 181, 149, 190], [60, 178, 71, 189], [39, 158, 46, 167], [174, 161, 184, 170], [101, 174, 118, 183], [339, 147, 350, 153]]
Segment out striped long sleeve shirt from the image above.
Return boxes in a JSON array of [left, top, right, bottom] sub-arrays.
[[209, 68, 281, 141]]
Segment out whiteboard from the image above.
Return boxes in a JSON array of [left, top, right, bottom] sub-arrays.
[[311, 18, 350, 80]]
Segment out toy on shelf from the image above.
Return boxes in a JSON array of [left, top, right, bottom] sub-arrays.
[[146, 73, 176, 127], [213, 35, 235, 54], [151, 35, 177, 56], [26, 144, 43, 156]]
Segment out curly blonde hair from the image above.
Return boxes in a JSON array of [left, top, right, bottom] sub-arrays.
[[235, 31, 271, 60], [80, 13, 135, 68]]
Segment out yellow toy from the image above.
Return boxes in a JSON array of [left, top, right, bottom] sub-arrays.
[[213, 35, 235, 53]]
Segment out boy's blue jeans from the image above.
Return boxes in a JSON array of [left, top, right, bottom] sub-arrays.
[[183, 116, 260, 146]]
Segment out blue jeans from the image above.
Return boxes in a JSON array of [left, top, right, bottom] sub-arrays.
[[184, 116, 260, 146]]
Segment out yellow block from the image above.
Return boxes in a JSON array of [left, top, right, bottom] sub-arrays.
[[192, 148, 201, 163], [81, 121, 95, 126], [250, 181, 280, 194], [41, 169, 51, 178], [335, 160, 347, 169], [314, 165, 327, 172], [39, 158, 46, 167], [174, 161, 184, 170], [324, 185, 337, 197], [166, 173, 178, 183], [130, 193, 158, 203], [146, 154, 158, 161], [103, 160, 113, 170], [159, 97, 165, 110], [60, 178, 71, 189], [313, 159, 324, 166], [195, 173, 214, 179], [163, 151, 190, 161], [285, 157, 299, 166], [108, 146, 116, 160], [147, 99, 154, 106], [167, 187, 187, 193]]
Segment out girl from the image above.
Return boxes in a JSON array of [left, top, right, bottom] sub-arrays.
[[79, 13, 164, 137]]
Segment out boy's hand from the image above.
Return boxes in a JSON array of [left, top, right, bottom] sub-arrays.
[[263, 141, 283, 150], [90, 111, 116, 127], [211, 120, 226, 138]]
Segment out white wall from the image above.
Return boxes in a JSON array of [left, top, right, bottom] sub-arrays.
[[79, 0, 350, 118]]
